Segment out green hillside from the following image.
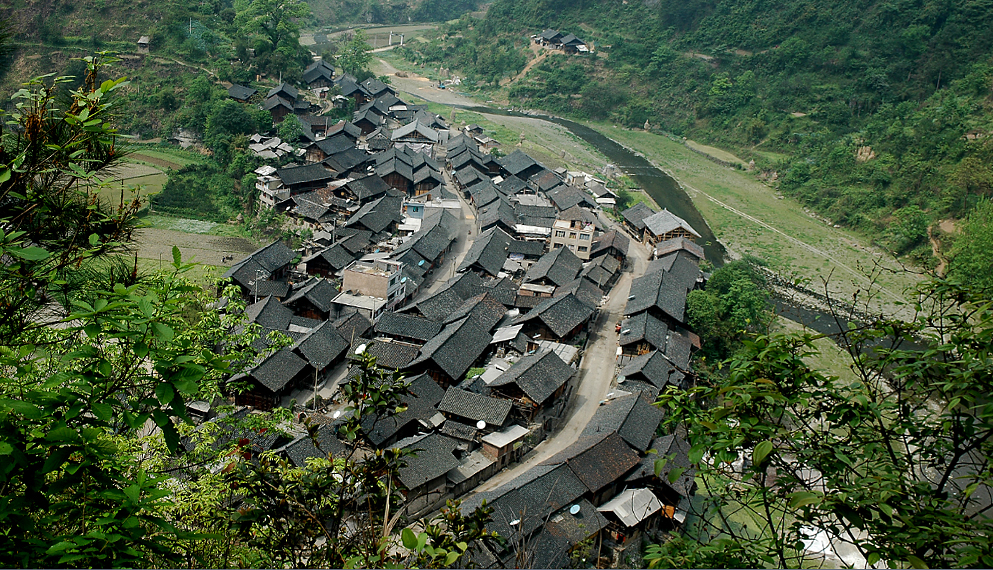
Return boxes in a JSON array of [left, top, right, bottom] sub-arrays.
[[399, 0, 993, 276]]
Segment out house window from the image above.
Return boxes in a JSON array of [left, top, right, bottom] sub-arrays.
[[555, 230, 566, 237], [579, 233, 591, 240], [568, 244, 575, 250], [569, 232, 577, 239], [553, 243, 564, 248], [578, 246, 588, 252]]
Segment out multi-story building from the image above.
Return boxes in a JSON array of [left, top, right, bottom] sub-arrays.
[[341, 259, 406, 310], [255, 165, 289, 209], [549, 205, 597, 260]]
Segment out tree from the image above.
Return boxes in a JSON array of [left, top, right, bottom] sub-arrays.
[[0, 61, 500, 567], [0, 55, 139, 345], [949, 199, 993, 293], [649, 277, 993, 569], [276, 114, 304, 144], [235, 0, 310, 54], [338, 30, 373, 79]]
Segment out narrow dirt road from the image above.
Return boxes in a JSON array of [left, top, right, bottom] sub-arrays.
[[474, 229, 650, 493]]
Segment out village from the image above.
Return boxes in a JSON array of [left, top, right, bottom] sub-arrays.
[[180, 57, 709, 567]]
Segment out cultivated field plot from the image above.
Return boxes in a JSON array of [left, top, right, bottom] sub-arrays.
[[134, 228, 259, 268]]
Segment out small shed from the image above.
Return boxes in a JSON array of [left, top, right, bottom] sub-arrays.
[[137, 35, 150, 54]]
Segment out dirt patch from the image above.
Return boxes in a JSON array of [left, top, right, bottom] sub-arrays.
[[134, 228, 258, 267], [130, 152, 183, 170], [939, 219, 957, 233]]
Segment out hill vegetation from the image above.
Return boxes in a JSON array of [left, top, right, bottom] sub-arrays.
[[398, 0, 993, 279]]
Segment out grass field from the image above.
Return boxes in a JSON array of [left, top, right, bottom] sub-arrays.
[[588, 124, 924, 318]]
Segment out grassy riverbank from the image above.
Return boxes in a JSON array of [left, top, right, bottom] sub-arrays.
[[588, 124, 924, 318]]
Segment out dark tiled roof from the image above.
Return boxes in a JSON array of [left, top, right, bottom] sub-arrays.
[[621, 202, 657, 230], [304, 243, 355, 272], [481, 277, 520, 306], [338, 229, 373, 254], [581, 393, 665, 452], [303, 60, 335, 84], [293, 321, 349, 368], [346, 174, 391, 202], [263, 95, 293, 111], [553, 432, 641, 494], [643, 209, 701, 239], [663, 328, 693, 370], [408, 317, 493, 381], [462, 462, 586, 540], [375, 311, 444, 342], [440, 420, 478, 442], [365, 340, 421, 371], [245, 295, 293, 330], [333, 311, 373, 344], [282, 425, 348, 467], [529, 170, 564, 192], [438, 386, 511, 425], [454, 165, 484, 187], [345, 194, 402, 233], [330, 147, 372, 172], [546, 185, 597, 211], [267, 82, 298, 100], [514, 294, 546, 309], [313, 133, 355, 156], [228, 84, 257, 100], [524, 246, 582, 287], [509, 239, 546, 257], [361, 77, 393, 97], [620, 350, 684, 390], [513, 293, 595, 338], [393, 433, 461, 489], [446, 292, 506, 332], [250, 348, 308, 392], [530, 499, 609, 569], [646, 434, 696, 497], [224, 240, 297, 281], [409, 287, 465, 322], [618, 311, 669, 350], [489, 350, 573, 404], [499, 149, 538, 177], [553, 277, 603, 310], [457, 227, 513, 277], [283, 277, 339, 314], [361, 373, 445, 446], [468, 181, 501, 208], [514, 203, 557, 221], [580, 266, 613, 289], [655, 237, 705, 260], [277, 163, 335, 187], [252, 279, 291, 299], [499, 176, 530, 195], [591, 229, 630, 258], [477, 198, 517, 232]]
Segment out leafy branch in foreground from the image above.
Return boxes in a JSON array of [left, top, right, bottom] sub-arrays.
[[649, 277, 993, 569]]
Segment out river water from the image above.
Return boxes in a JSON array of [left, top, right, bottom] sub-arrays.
[[459, 106, 727, 264]]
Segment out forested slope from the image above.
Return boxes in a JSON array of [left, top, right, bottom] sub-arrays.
[[400, 0, 993, 277]]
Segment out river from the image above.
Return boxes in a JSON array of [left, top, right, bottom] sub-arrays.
[[458, 106, 728, 265]]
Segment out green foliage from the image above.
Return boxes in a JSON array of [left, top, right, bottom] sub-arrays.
[[400, 0, 993, 267], [0, 62, 501, 568], [337, 30, 374, 80], [655, 277, 993, 568], [949, 199, 993, 292], [150, 163, 239, 222], [687, 258, 770, 360]]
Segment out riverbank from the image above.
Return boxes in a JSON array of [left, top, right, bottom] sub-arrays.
[[373, 55, 923, 319]]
